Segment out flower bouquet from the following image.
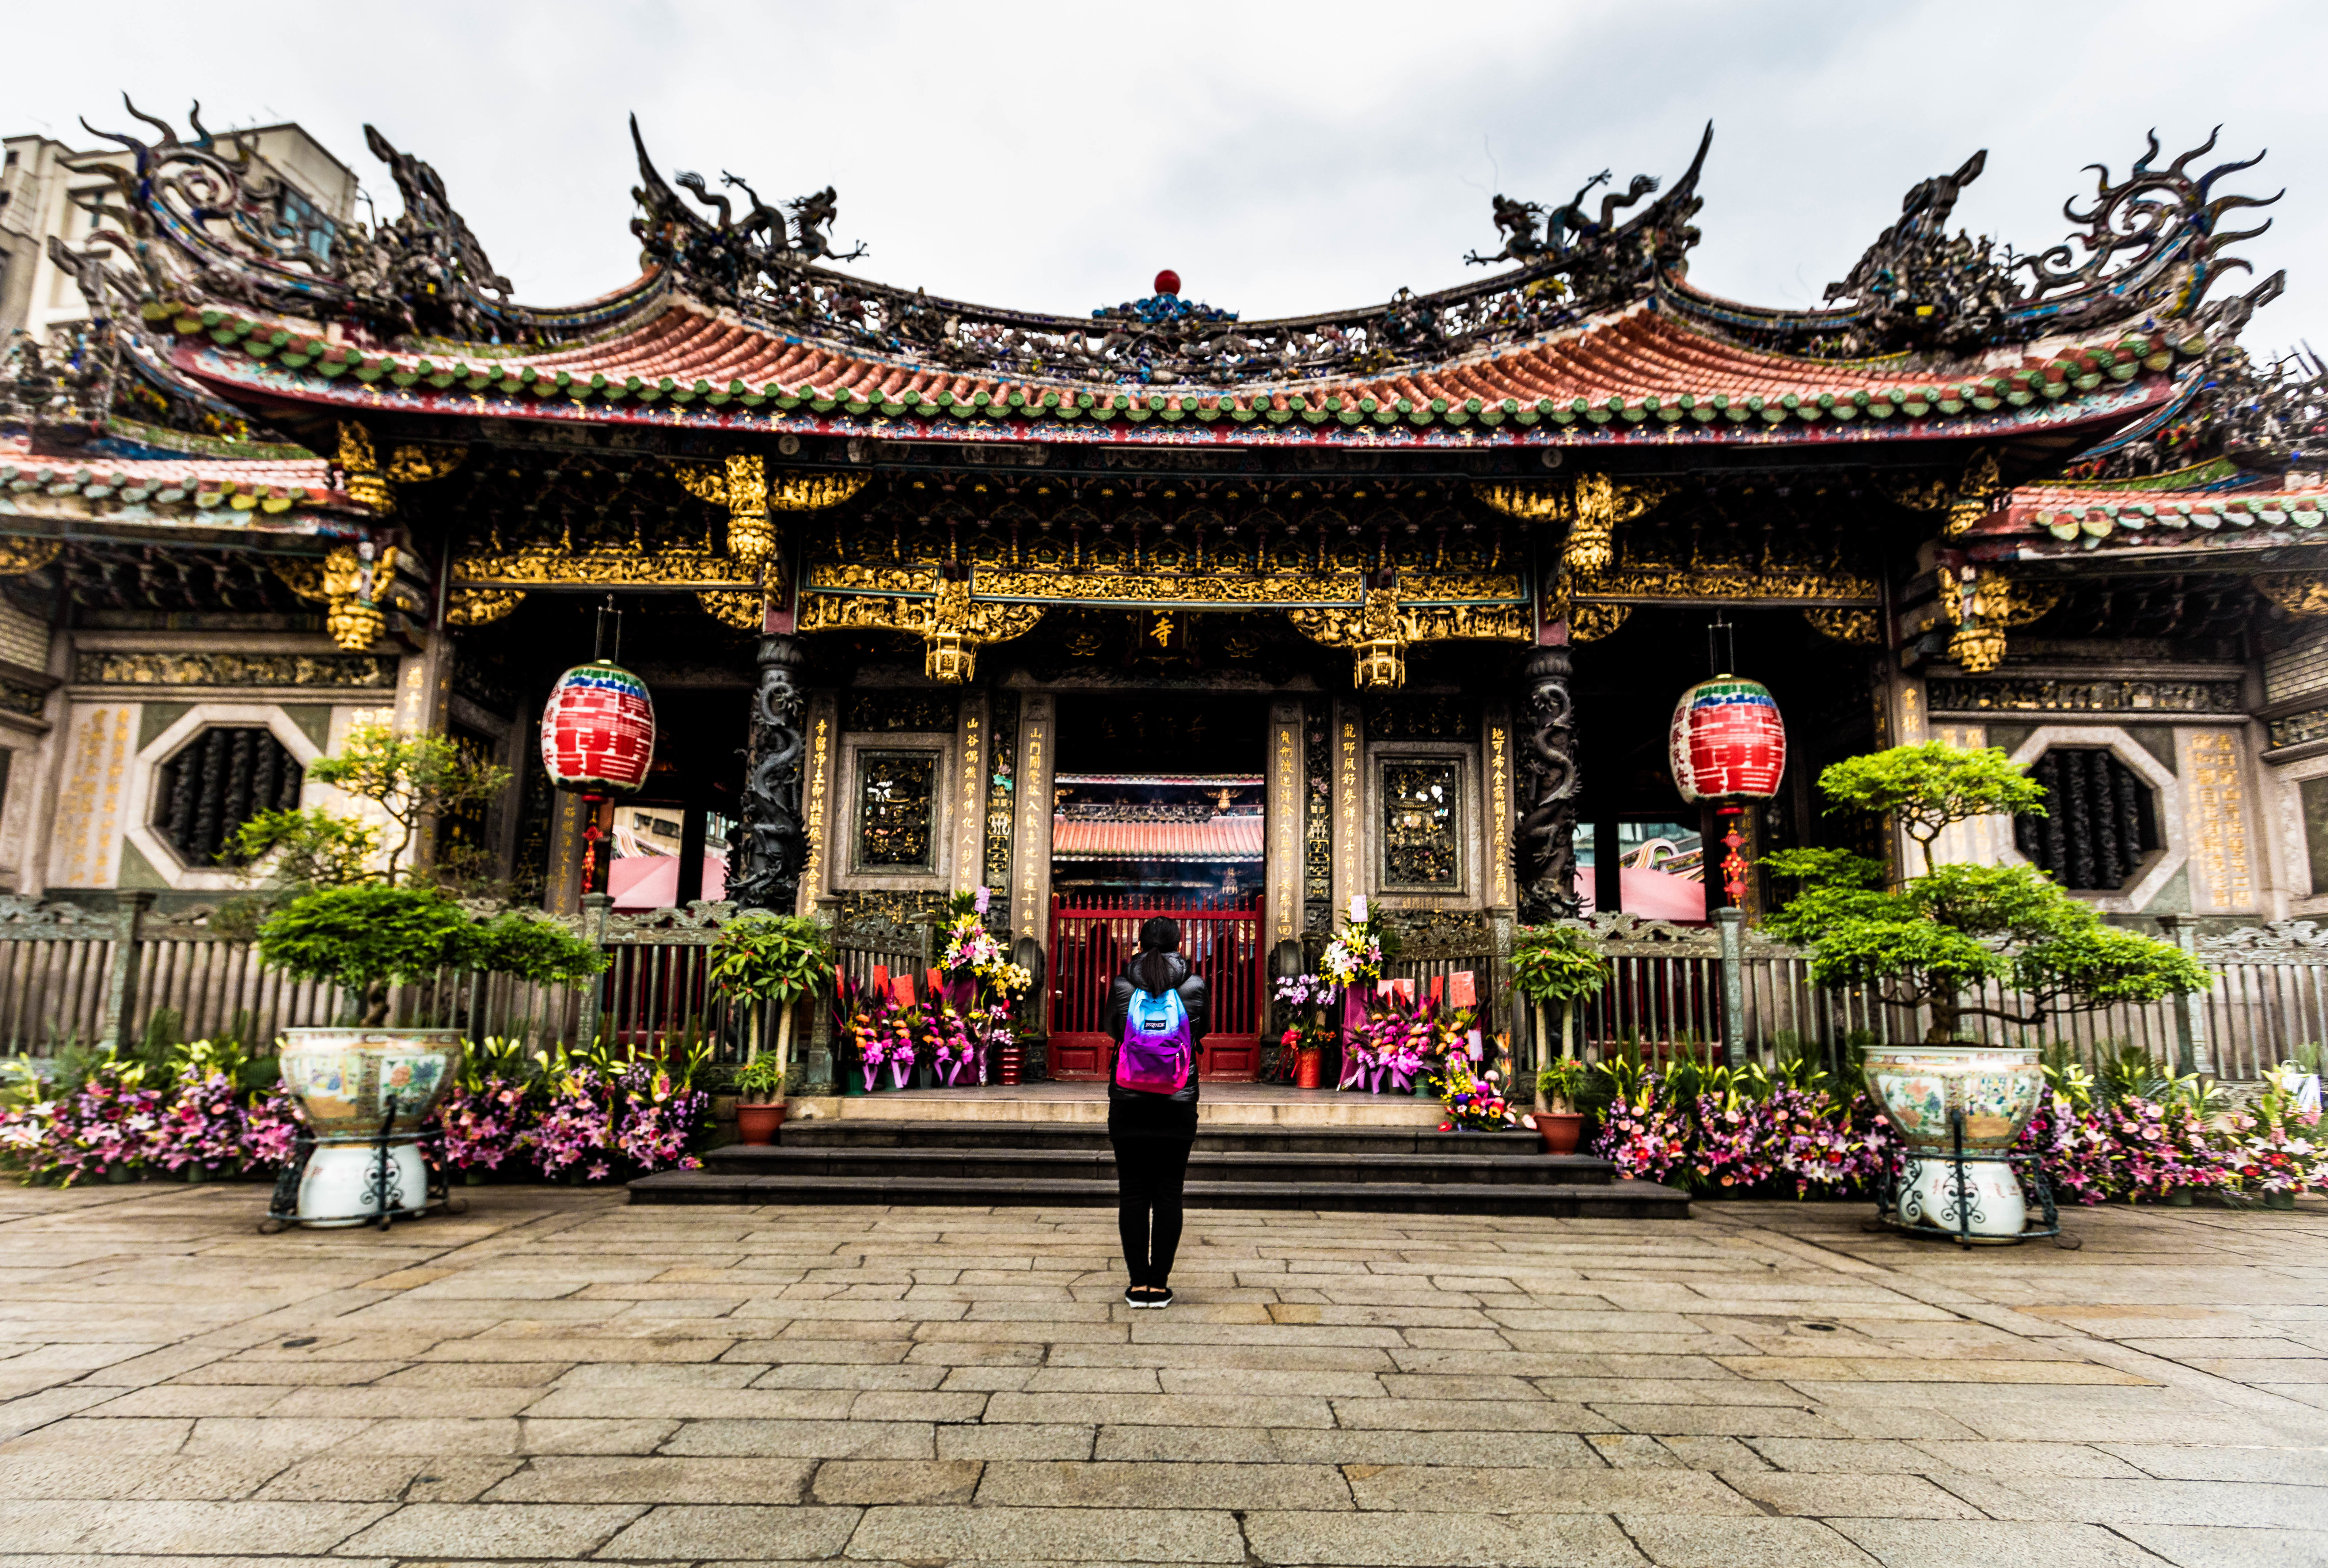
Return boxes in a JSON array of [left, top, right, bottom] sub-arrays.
[[1271, 972, 1340, 1085], [923, 1003, 979, 1087], [1320, 895, 1385, 991], [1436, 1059, 1519, 1131]]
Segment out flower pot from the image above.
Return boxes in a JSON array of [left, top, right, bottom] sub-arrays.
[[2266, 1191, 2297, 1211], [279, 1027, 463, 1228], [2165, 1188, 2194, 1207], [1533, 1111, 1586, 1155], [1295, 1045, 1324, 1089], [736, 1101, 788, 1145], [1862, 1042, 2043, 1243]]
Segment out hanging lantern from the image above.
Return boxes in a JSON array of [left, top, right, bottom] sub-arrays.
[[541, 660, 657, 795], [1668, 675, 1787, 803]]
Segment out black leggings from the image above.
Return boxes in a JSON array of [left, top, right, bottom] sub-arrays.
[[1110, 1134, 1194, 1289]]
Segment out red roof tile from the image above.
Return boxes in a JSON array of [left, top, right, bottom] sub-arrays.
[[1050, 815, 1265, 861]]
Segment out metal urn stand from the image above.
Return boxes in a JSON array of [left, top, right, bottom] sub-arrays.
[[1866, 1109, 2078, 1250]]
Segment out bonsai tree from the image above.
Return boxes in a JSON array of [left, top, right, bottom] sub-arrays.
[[256, 885, 605, 1027], [708, 913, 838, 1093], [1512, 923, 1609, 1063], [234, 721, 511, 890], [1764, 743, 2208, 1043]]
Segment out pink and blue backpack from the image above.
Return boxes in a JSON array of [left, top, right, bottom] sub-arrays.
[[1116, 985, 1194, 1094]]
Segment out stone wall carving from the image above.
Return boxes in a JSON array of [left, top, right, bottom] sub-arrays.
[[729, 635, 807, 910], [1514, 646, 1580, 921], [1927, 677, 2243, 714], [72, 651, 398, 688]]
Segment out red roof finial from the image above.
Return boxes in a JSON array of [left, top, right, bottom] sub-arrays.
[[1153, 269, 1181, 297]]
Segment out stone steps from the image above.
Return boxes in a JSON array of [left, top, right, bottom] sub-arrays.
[[626, 1118, 1691, 1217]]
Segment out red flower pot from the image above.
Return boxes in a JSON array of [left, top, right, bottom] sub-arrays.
[[1533, 1111, 1585, 1155], [1295, 1046, 1325, 1089], [736, 1102, 788, 1145]]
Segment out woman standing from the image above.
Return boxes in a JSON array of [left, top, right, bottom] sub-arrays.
[[1105, 916, 1206, 1308]]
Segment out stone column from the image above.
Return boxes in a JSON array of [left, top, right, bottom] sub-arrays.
[[1265, 701, 1303, 947], [1515, 645, 1581, 922], [730, 634, 807, 912]]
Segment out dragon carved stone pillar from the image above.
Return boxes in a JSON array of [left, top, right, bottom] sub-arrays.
[[1514, 645, 1582, 922], [729, 634, 808, 912]]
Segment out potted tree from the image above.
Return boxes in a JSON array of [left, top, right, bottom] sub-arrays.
[[731, 1057, 787, 1144], [1512, 923, 1608, 1148], [1766, 742, 2211, 1241], [709, 913, 837, 1121], [256, 884, 604, 1226], [1534, 1057, 1590, 1153]]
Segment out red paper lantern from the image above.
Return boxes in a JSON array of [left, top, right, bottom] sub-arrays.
[[1668, 675, 1786, 803], [1153, 269, 1181, 297], [540, 660, 656, 795]]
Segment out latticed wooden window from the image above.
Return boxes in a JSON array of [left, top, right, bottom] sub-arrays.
[[856, 750, 939, 871], [155, 726, 303, 867], [2015, 747, 2158, 891], [1380, 758, 1460, 888]]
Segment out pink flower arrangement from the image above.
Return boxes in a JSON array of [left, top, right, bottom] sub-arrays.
[[922, 1005, 977, 1087]]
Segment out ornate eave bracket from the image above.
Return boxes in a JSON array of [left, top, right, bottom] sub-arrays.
[[797, 575, 1042, 682], [1937, 563, 2062, 672], [274, 540, 426, 650], [1286, 580, 1531, 689], [2257, 572, 2328, 618], [447, 544, 765, 633], [672, 457, 865, 573]]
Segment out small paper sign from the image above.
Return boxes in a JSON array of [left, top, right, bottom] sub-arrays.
[[1467, 1028, 1484, 1061], [1448, 970, 1477, 1008], [1428, 974, 1445, 1004], [1391, 978, 1415, 1002], [927, 967, 945, 998], [889, 974, 918, 1008], [872, 964, 890, 992], [1377, 979, 1395, 996]]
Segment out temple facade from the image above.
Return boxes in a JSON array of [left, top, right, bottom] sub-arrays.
[[1, 108, 2322, 1074]]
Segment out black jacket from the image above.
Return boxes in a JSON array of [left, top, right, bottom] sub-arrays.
[[1104, 951, 1205, 1117]]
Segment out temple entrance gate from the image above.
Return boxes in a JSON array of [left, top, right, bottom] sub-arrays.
[[1046, 894, 1264, 1081]]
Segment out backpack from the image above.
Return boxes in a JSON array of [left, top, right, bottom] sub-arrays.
[[1116, 984, 1194, 1095]]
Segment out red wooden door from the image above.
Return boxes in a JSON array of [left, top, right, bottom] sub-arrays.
[[1046, 894, 1263, 1081]]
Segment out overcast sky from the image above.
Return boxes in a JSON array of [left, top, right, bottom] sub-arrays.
[[11, 2, 2326, 357]]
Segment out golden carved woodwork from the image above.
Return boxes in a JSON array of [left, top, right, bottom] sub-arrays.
[[2256, 572, 2328, 617], [798, 579, 1043, 683], [1937, 565, 2060, 674], [1805, 606, 1882, 645], [1566, 473, 1675, 575], [453, 545, 755, 589], [698, 590, 766, 631], [1285, 584, 1529, 689], [967, 569, 1368, 607], [768, 471, 869, 511], [1575, 561, 1878, 602], [446, 589, 525, 626], [322, 545, 395, 650], [675, 460, 864, 573], [1472, 483, 1568, 522], [1568, 602, 1632, 642], [335, 422, 392, 513], [385, 443, 466, 485], [807, 562, 943, 594], [0, 537, 65, 575], [1883, 450, 2003, 537], [1947, 451, 2003, 536]]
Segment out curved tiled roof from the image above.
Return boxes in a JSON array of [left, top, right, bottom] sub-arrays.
[[0, 440, 363, 536], [1966, 480, 2327, 556], [158, 293, 2193, 449], [1051, 815, 1265, 861]]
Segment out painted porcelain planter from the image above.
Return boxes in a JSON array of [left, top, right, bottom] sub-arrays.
[[1863, 1043, 2043, 1242], [279, 1028, 464, 1227]]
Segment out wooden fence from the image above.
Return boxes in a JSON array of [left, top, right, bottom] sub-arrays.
[[5, 894, 2322, 1084]]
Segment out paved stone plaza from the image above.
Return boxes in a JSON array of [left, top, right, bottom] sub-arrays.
[[0, 1186, 2321, 1567]]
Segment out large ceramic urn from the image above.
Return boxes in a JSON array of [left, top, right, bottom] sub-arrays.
[[1863, 1042, 2045, 1242], [279, 1029, 464, 1228]]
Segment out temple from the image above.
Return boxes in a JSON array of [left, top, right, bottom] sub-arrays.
[[2, 106, 2321, 1082]]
